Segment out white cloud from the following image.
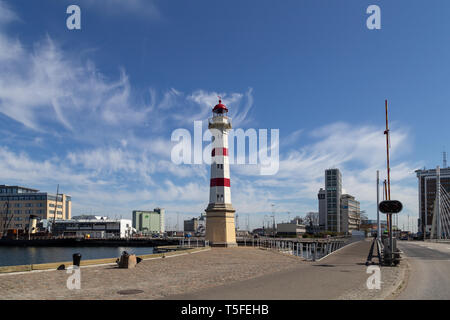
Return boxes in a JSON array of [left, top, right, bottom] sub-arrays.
[[232, 122, 420, 221], [0, 3, 420, 227], [0, 1, 19, 26]]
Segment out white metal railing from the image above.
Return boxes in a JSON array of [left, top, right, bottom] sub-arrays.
[[238, 237, 347, 261]]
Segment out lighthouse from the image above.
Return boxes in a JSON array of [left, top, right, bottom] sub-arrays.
[[205, 98, 237, 247]]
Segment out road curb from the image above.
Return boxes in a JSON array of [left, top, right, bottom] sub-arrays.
[[386, 257, 410, 300]]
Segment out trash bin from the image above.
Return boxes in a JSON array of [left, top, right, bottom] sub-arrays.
[[73, 253, 82, 267]]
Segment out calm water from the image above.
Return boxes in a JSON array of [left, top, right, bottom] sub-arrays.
[[0, 247, 154, 267]]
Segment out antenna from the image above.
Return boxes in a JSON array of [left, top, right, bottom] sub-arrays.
[[384, 100, 391, 200]]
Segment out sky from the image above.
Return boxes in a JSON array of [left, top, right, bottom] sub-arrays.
[[0, 0, 449, 231]]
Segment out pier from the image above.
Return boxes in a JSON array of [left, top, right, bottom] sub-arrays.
[[0, 238, 405, 300]]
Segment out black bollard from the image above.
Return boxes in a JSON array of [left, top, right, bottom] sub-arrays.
[[73, 253, 82, 267]]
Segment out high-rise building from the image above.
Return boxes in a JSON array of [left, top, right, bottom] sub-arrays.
[[132, 208, 165, 234], [416, 167, 450, 235], [318, 171, 361, 233], [0, 185, 71, 234], [205, 98, 237, 247], [325, 169, 342, 232], [318, 188, 326, 229], [340, 194, 361, 233]]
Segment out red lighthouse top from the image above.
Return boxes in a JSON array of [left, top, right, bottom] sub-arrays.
[[213, 97, 228, 113]]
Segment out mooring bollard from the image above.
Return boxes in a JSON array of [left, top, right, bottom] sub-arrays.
[[73, 253, 81, 267]]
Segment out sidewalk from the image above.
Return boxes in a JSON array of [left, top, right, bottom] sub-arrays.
[[166, 240, 393, 299], [0, 246, 301, 300]]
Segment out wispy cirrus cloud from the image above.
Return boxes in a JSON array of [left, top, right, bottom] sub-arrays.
[[0, 2, 420, 231], [0, 0, 18, 26]]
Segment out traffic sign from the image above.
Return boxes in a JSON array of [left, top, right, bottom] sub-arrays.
[[379, 200, 403, 214]]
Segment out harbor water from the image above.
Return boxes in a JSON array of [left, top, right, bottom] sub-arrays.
[[0, 246, 154, 267]]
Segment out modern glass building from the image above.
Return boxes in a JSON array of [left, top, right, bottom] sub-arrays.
[[325, 169, 342, 232], [416, 167, 450, 236]]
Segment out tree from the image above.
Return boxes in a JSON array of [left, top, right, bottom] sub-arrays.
[[304, 212, 319, 226]]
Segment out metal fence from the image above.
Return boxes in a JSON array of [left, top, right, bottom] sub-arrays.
[[237, 237, 356, 261], [178, 238, 209, 248]]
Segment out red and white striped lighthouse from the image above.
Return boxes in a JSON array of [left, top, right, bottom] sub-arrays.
[[205, 98, 237, 247]]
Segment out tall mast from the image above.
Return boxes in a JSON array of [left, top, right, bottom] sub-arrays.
[[384, 100, 391, 201]]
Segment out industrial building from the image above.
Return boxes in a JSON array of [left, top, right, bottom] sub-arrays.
[[277, 218, 306, 236], [184, 214, 206, 235], [0, 185, 71, 234], [132, 208, 165, 234], [184, 217, 199, 233], [52, 216, 132, 238]]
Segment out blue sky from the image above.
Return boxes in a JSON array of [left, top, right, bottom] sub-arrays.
[[0, 0, 449, 231]]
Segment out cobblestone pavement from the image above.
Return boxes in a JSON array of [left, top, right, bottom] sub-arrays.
[[169, 240, 407, 300], [0, 247, 302, 300], [337, 261, 407, 300], [337, 241, 408, 300]]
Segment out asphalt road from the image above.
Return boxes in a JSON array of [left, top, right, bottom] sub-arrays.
[[397, 241, 450, 299], [166, 240, 373, 300]]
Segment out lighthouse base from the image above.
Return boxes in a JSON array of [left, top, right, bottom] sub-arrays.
[[205, 203, 237, 247]]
